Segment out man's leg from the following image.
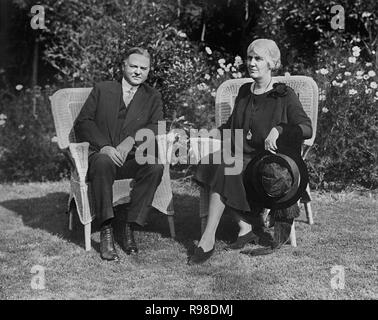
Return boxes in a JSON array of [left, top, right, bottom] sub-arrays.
[[117, 158, 164, 226], [88, 153, 119, 261], [116, 157, 164, 254]]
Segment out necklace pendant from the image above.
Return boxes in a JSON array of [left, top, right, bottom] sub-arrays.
[[246, 130, 252, 140]]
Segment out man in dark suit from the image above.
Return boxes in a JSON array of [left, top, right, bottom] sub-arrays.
[[74, 47, 164, 261]]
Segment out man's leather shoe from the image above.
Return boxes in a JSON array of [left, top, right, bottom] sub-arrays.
[[123, 223, 138, 255], [226, 230, 259, 250], [100, 226, 119, 261], [188, 246, 215, 265]]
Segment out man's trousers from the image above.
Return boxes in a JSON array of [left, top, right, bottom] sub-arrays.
[[88, 153, 164, 226]]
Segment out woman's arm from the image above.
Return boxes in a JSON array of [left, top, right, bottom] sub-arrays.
[[276, 88, 313, 141]]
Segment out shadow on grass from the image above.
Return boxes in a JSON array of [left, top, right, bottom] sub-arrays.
[[0, 192, 88, 248], [141, 192, 239, 255], [0, 188, 240, 257]]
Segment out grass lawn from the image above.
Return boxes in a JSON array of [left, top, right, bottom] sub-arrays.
[[0, 177, 377, 300]]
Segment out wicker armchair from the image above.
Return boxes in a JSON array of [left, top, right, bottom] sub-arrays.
[[199, 75, 319, 247], [50, 88, 175, 251]]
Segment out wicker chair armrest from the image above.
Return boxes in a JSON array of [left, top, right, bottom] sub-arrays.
[[68, 142, 90, 183]]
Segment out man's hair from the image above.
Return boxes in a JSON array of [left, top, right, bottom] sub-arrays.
[[123, 47, 151, 63]]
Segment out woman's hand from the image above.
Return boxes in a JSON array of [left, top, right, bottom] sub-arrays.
[[264, 127, 279, 154]]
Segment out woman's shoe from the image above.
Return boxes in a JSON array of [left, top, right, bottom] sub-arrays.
[[226, 230, 259, 250], [188, 246, 215, 265]]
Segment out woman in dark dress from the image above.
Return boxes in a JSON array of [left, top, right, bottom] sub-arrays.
[[188, 39, 312, 264]]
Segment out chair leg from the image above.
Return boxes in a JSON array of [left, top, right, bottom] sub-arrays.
[[68, 210, 73, 231], [84, 223, 91, 251], [289, 221, 297, 247], [304, 202, 314, 225], [167, 215, 176, 239]]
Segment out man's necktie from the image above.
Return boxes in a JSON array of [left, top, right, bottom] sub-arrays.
[[123, 88, 136, 107]]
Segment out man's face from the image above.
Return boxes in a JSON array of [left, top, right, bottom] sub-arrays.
[[122, 53, 150, 86]]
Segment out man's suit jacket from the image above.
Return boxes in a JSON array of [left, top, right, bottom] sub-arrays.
[[74, 80, 163, 155]]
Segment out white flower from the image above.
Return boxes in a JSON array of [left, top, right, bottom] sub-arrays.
[[368, 70, 376, 77], [231, 67, 236, 72], [205, 47, 212, 55], [177, 31, 187, 38], [236, 72, 242, 78], [366, 62, 373, 67], [234, 55, 243, 67], [51, 136, 58, 143], [18, 124, 24, 129], [232, 73, 237, 78], [0, 119, 5, 126], [344, 71, 351, 76], [217, 68, 224, 76], [332, 80, 339, 86], [319, 68, 329, 75], [372, 50, 376, 55], [182, 102, 188, 107], [210, 91, 216, 97], [362, 12, 372, 18], [352, 46, 361, 52], [348, 57, 357, 63], [73, 72, 80, 78], [348, 89, 358, 95], [322, 107, 329, 113], [197, 104, 205, 110], [15, 84, 23, 91], [356, 70, 364, 76], [370, 82, 378, 89], [365, 88, 372, 94], [363, 75, 369, 80], [356, 75, 363, 80], [352, 51, 360, 57], [197, 83, 208, 91], [204, 74, 211, 80], [319, 94, 326, 101], [218, 58, 226, 65], [376, 91, 378, 97], [338, 63, 346, 69], [0, 113, 7, 120]]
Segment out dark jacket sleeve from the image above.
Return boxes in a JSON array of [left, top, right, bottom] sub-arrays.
[[74, 84, 111, 151], [132, 91, 163, 147], [276, 88, 313, 142]]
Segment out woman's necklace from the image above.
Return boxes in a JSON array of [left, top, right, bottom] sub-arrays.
[[251, 77, 273, 95]]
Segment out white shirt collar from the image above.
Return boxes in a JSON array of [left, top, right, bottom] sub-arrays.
[[122, 78, 139, 94]]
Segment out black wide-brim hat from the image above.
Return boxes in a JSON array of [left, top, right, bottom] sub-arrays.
[[243, 144, 309, 210]]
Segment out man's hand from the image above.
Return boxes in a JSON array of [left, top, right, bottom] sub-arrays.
[[264, 127, 279, 154], [116, 136, 135, 163], [100, 146, 123, 167]]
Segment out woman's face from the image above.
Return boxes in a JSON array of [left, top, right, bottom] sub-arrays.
[[246, 49, 271, 80]]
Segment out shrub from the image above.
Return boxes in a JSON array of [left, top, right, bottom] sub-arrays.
[[311, 39, 378, 189], [0, 85, 69, 182]]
